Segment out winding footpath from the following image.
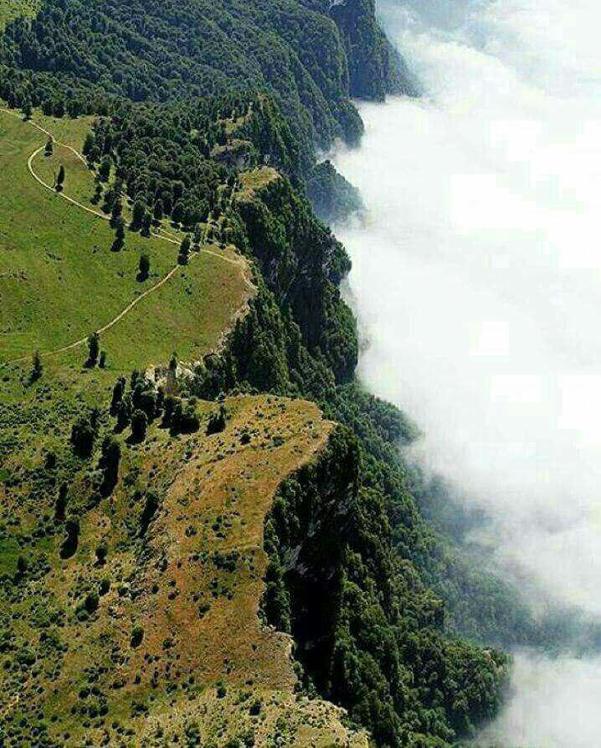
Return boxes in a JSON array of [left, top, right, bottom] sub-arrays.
[[1, 109, 254, 365]]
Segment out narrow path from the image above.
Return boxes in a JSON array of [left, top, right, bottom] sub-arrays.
[[2, 109, 255, 365]]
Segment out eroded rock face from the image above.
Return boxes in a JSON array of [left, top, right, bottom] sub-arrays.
[[328, 0, 418, 100]]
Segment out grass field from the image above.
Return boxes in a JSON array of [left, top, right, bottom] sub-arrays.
[[0, 110, 250, 370], [238, 166, 280, 201]]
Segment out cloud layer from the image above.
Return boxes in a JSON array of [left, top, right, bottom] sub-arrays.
[[332, 0, 601, 743]]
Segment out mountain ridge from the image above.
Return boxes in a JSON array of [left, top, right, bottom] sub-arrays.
[[0, 2, 511, 746]]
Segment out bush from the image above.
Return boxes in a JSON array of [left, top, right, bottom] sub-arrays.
[[130, 626, 144, 648]]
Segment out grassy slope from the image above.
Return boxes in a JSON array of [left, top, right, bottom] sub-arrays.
[[0, 109, 365, 745], [0, 378, 366, 746], [32, 112, 192, 244], [238, 166, 281, 201], [0, 111, 250, 369]]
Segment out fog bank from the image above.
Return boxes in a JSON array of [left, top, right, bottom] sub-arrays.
[[332, 0, 601, 743]]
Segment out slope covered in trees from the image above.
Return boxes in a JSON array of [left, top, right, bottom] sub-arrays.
[[0, 2, 514, 746], [0, 0, 411, 161]]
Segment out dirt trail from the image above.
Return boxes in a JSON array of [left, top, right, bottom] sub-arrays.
[[1, 109, 254, 365]]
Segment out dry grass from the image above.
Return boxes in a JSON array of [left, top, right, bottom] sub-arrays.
[[0, 393, 366, 746], [237, 167, 280, 201]]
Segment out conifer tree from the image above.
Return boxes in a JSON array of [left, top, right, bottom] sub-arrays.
[[138, 253, 150, 280], [111, 377, 126, 414], [86, 332, 100, 367], [131, 409, 148, 443], [56, 165, 65, 192], [132, 200, 146, 230], [111, 199, 123, 226], [22, 98, 32, 120], [82, 132, 95, 156], [178, 235, 191, 265], [99, 436, 121, 496], [192, 223, 202, 250], [98, 156, 111, 182], [141, 211, 152, 237], [30, 350, 43, 383], [112, 218, 125, 251]]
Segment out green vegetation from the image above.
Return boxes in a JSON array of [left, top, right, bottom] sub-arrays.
[[0, 1, 517, 746], [0, 111, 249, 370], [0, 0, 39, 30], [192, 174, 510, 745], [264, 430, 506, 746], [0, 362, 367, 744], [307, 159, 363, 223]]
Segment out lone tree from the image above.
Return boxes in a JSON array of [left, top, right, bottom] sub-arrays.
[[138, 253, 150, 281], [30, 350, 43, 383], [16, 555, 28, 579], [178, 235, 191, 265], [207, 404, 227, 435], [112, 218, 125, 251], [138, 491, 159, 537], [56, 165, 65, 192], [60, 519, 80, 559], [86, 332, 100, 367], [21, 98, 32, 120], [55, 483, 68, 521], [44, 137, 53, 157], [110, 376, 126, 414]]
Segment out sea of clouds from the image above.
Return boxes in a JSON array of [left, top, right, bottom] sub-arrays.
[[332, 0, 601, 744]]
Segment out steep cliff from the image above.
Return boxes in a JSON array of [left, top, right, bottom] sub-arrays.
[[263, 427, 507, 746]]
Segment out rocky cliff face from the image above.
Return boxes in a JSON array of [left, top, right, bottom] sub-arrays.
[[302, 0, 418, 99], [262, 427, 509, 746]]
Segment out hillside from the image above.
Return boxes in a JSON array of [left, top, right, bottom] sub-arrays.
[[0, 2, 510, 747], [0, 0, 412, 166], [0, 110, 251, 369], [1, 370, 369, 745]]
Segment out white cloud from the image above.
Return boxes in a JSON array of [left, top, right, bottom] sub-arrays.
[[334, 0, 601, 742]]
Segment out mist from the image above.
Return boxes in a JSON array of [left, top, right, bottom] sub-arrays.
[[331, 0, 601, 744]]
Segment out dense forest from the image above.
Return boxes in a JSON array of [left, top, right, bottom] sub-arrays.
[[0, 0, 409, 161], [0, 1, 523, 746]]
